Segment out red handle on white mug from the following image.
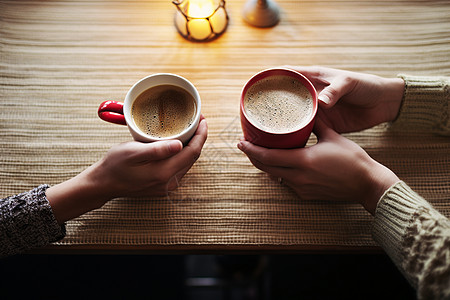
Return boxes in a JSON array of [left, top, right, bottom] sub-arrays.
[[98, 101, 127, 125]]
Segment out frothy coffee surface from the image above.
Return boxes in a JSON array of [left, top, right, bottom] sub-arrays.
[[244, 75, 313, 133], [132, 85, 196, 138]]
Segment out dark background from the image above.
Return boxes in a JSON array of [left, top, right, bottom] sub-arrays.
[[0, 253, 415, 299]]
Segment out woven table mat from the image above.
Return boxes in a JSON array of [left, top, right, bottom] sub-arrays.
[[0, 0, 449, 250]]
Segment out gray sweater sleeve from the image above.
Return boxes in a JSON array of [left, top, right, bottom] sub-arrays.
[[0, 185, 66, 257]]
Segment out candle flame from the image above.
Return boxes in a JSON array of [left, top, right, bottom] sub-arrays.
[[187, 0, 215, 18]]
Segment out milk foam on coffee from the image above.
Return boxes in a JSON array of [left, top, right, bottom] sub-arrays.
[[132, 84, 196, 138], [244, 75, 313, 133]]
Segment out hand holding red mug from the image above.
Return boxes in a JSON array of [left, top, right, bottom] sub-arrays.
[[284, 65, 405, 133], [238, 66, 404, 215], [238, 118, 399, 215]]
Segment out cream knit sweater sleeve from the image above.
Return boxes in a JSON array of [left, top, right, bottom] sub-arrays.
[[372, 75, 450, 299], [391, 75, 449, 136]]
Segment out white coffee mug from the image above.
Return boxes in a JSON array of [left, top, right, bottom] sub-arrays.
[[98, 73, 201, 144]]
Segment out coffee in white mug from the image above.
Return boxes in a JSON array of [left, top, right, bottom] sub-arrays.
[[131, 84, 197, 138]]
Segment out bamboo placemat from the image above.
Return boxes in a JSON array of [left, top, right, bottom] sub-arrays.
[[1, 0, 449, 251]]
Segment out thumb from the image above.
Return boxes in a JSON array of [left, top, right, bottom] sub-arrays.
[[130, 140, 183, 163], [318, 76, 353, 108], [313, 117, 339, 141]]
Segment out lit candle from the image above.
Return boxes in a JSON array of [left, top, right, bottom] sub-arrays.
[[174, 0, 229, 42], [188, 0, 214, 18], [187, 0, 214, 40]]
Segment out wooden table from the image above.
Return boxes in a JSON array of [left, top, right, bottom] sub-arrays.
[[1, 0, 449, 253]]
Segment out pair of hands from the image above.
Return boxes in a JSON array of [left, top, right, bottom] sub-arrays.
[[238, 66, 404, 215], [97, 66, 402, 216], [48, 66, 405, 223]]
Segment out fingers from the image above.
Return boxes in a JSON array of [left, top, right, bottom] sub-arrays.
[[168, 117, 208, 187], [237, 141, 293, 176], [120, 140, 183, 164], [317, 75, 355, 108], [283, 66, 357, 109], [184, 117, 208, 161], [313, 117, 339, 141], [136, 118, 208, 196], [282, 65, 322, 80], [246, 156, 295, 178], [164, 118, 208, 173], [237, 140, 300, 168]]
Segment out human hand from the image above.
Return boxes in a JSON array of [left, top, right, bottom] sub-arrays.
[[46, 116, 208, 223], [237, 118, 399, 215], [95, 117, 207, 199], [285, 66, 405, 133]]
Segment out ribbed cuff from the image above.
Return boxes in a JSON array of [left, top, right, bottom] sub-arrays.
[[0, 185, 66, 257], [372, 182, 429, 265], [392, 75, 449, 135]]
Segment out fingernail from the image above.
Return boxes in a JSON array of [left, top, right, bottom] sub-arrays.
[[318, 94, 330, 105], [168, 140, 182, 153], [237, 141, 245, 151]]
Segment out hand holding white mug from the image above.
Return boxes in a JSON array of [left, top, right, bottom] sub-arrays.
[[46, 116, 208, 224]]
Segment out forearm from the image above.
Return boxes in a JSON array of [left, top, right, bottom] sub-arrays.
[[380, 77, 405, 123], [46, 162, 110, 224], [360, 159, 399, 215]]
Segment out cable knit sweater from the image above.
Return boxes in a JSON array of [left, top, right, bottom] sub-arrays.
[[373, 75, 450, 299], [0, 75, 449, 299]]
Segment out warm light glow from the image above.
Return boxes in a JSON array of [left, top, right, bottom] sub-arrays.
[[187, 0, 214, 18], [173, 0, 228, 42], [186, 0, 215, 40]]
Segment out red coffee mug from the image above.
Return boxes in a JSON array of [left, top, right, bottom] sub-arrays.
[[240, 68, 318, 149]]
